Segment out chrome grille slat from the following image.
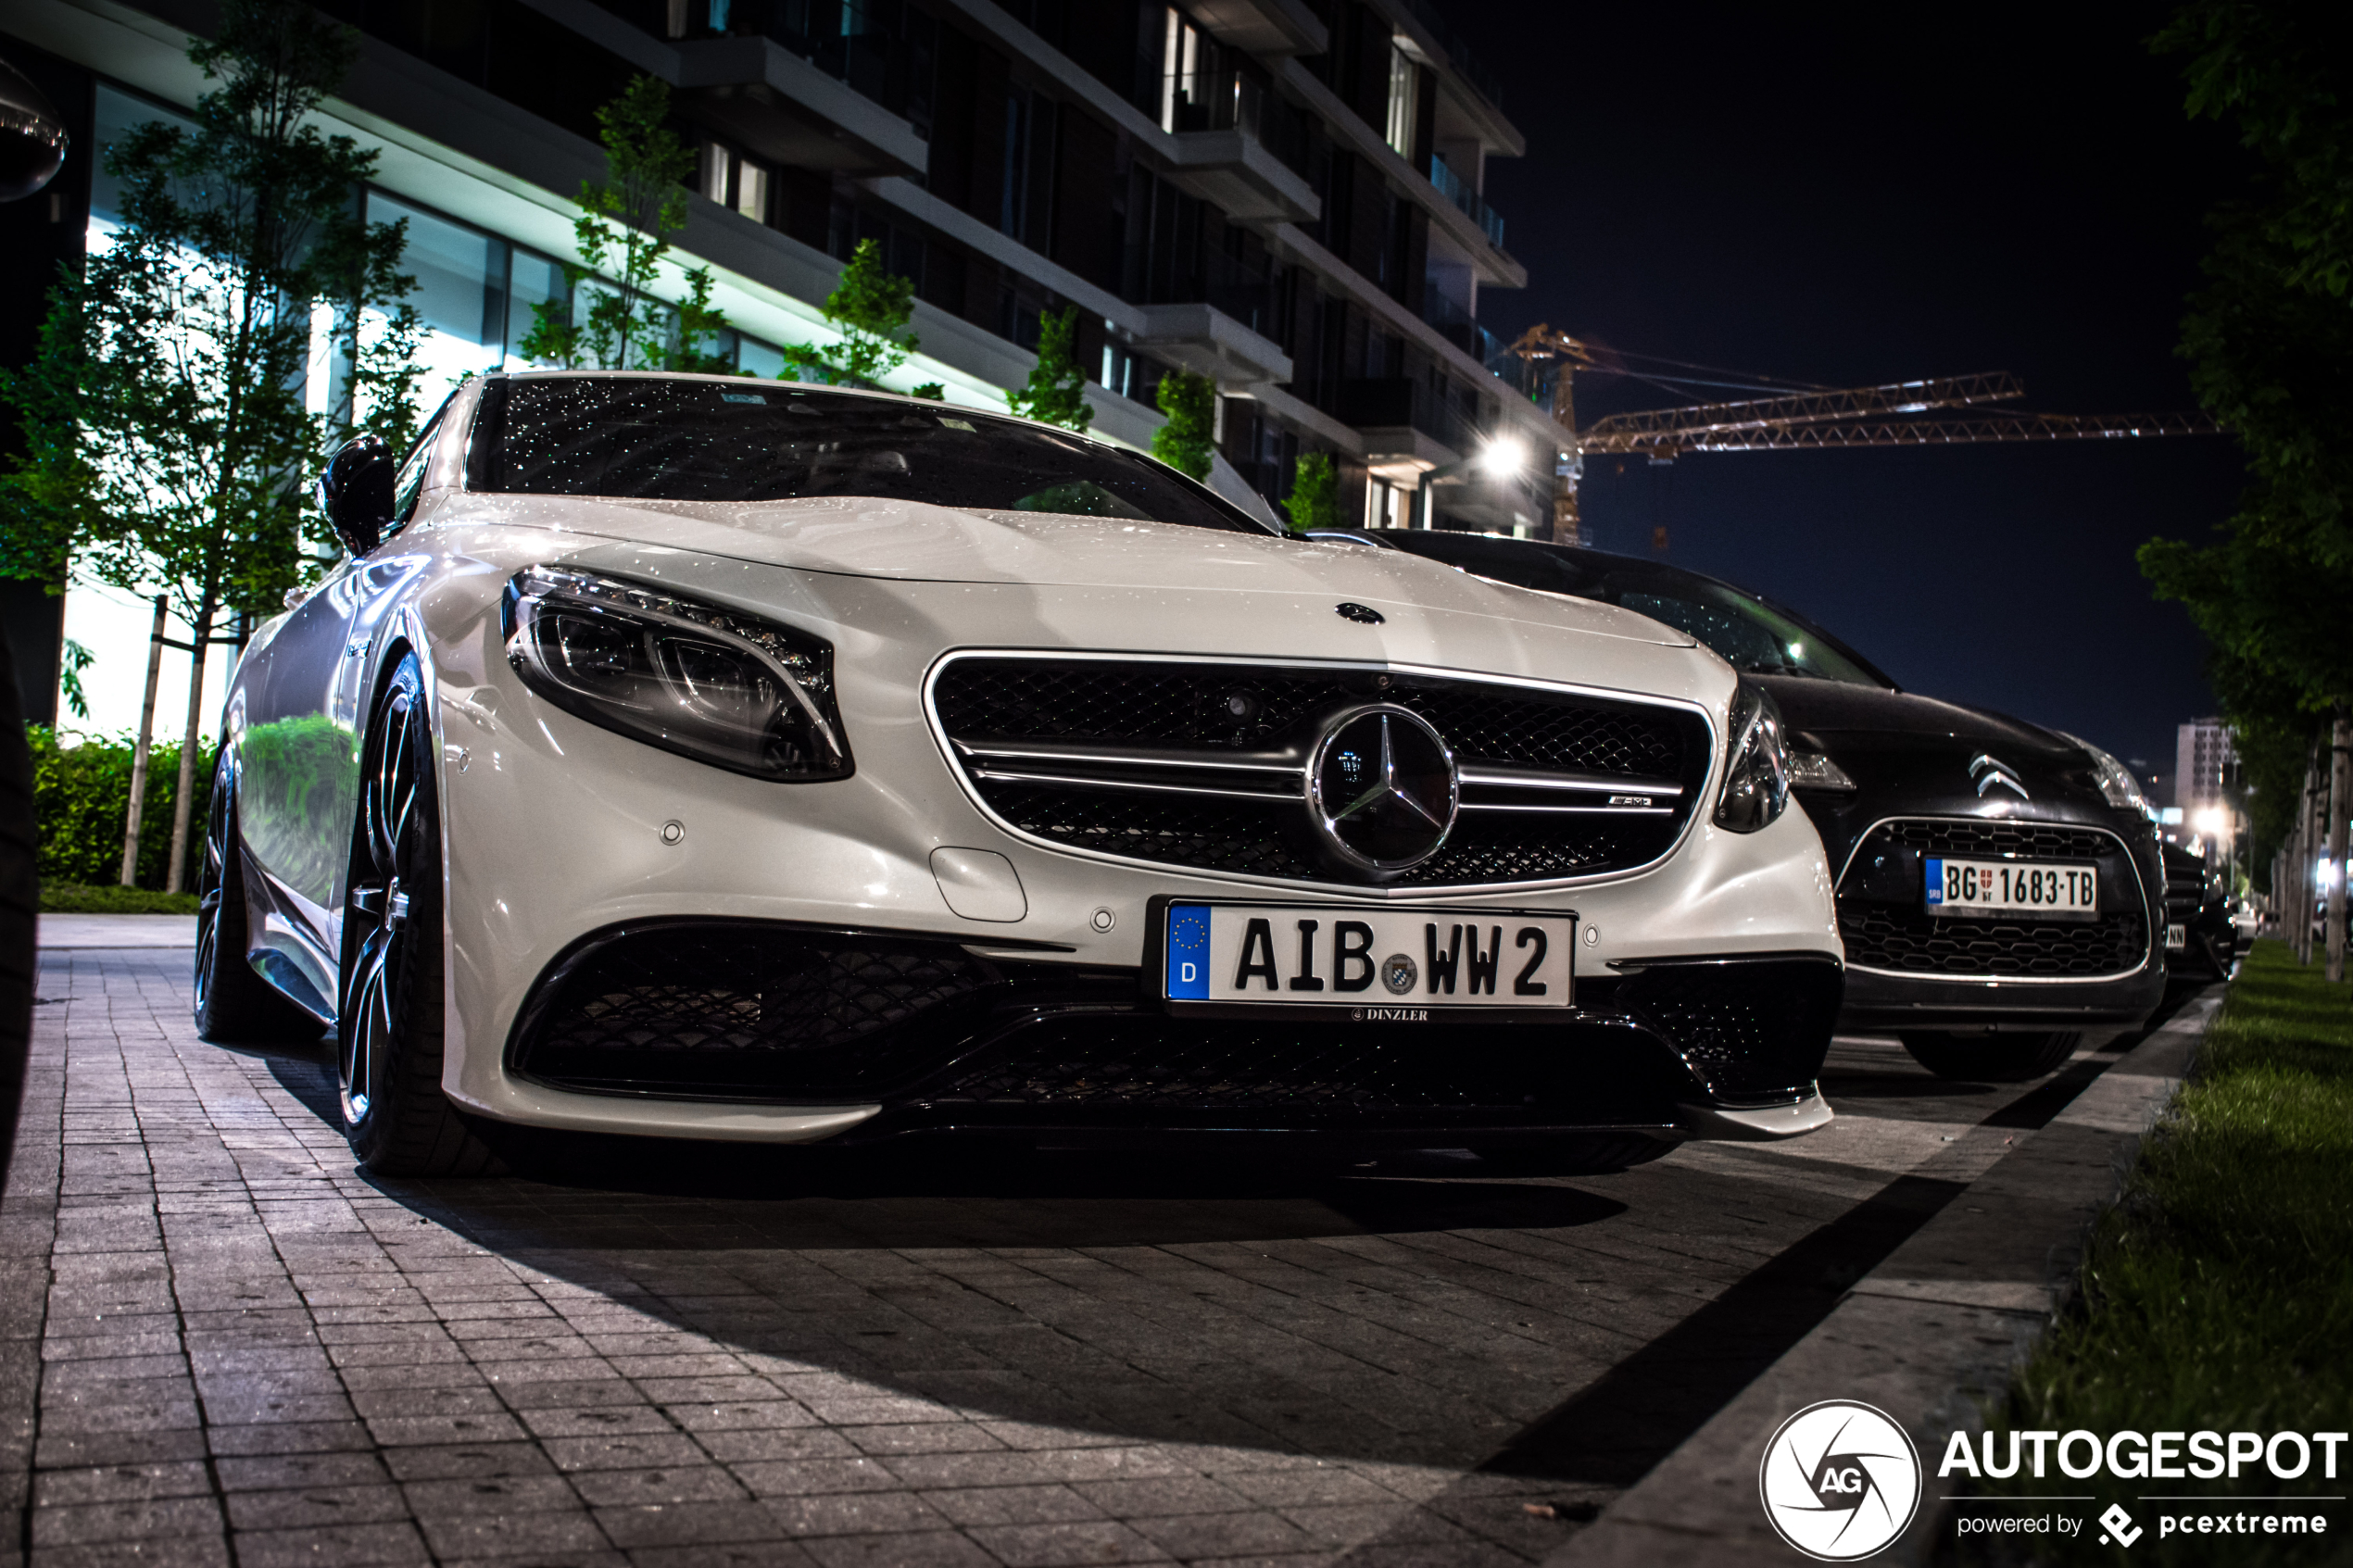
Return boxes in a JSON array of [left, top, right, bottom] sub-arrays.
[[930, 655, 1714, 890]]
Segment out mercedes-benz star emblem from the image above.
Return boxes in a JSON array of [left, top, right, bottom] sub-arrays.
[[1307, 704, 1459, 876], [1969, 752, 2030, 800]]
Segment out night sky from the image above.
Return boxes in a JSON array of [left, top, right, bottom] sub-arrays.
[[1448, 1, 2246, 790]]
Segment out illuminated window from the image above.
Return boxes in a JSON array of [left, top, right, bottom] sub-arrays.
[[1385, 45, 1416, 157]]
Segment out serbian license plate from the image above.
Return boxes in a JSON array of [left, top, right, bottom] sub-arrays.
[[1924, 858, 2098, 920], [1159, 901, 1574, 1014]]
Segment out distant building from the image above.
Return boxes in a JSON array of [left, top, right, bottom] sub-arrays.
[[2175, 718, 2238, 816]]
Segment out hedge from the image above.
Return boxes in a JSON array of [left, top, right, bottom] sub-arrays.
[[31, 725, 213, 891]]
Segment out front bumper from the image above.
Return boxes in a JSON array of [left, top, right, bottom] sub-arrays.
[[1836, 963, 2164, 1035], [496, 918, 1843, 1145]]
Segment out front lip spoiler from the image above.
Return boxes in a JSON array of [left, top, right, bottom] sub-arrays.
[[1676, 1088, 1834, 1141]]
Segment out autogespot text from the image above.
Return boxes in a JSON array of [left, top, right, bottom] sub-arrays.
[[1939, 1429, 2349, 1482]]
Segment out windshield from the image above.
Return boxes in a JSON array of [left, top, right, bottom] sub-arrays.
[[1370, 531, 1890, 686], [466, 375, 1272, 533], [1614, 582, 1883, 684]]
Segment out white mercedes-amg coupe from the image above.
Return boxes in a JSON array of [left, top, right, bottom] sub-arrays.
[[197, 371, 1843, 1174]]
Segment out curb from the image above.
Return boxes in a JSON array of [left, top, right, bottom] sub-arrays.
[[1540, 986, 2225, 1567]]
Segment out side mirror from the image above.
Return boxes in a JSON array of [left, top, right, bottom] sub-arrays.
[[317, 433, 396, 556]]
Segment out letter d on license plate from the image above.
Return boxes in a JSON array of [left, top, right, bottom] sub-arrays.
[[1157, 899, 1574, 1017]]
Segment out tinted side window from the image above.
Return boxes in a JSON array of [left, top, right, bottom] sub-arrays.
[[391, 415, 441, 531]]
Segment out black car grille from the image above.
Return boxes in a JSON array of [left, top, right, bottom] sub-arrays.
[[1871, 820, 2119, 860], [1616, 959, 1843, 1100], [508, 921, 1007, 1099], [1836, 820, 2147, 979], [932, 658, 1712, 888]]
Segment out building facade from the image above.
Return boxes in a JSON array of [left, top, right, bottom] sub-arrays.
[[2173, 717, 2238, 819], [3, 0, 1554, 731]]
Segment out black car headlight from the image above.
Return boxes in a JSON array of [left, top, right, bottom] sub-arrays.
[[1715, 679, 1791, 833], [2060, 732, 2149, 814], [503, 565, 850, 781]]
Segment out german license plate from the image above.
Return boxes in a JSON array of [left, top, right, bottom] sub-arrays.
[[1159, 900, 1574, 1014], [1924, 858, 2097, 920]]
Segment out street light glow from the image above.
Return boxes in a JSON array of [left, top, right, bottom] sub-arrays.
[[2193, 806, 2230, 837], [1480, 438, 1525, 477]]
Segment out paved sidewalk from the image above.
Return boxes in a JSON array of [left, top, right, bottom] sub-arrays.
[[0, 947, 2128, 1568], [34, 915, 197, 949]]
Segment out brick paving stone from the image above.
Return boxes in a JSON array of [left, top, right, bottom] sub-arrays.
[[3, 947, 2082, 1566]]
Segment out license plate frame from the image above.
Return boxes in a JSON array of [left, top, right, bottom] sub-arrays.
[[1147, 896, 1576, 1022], [1922, 857, 2099, 922]]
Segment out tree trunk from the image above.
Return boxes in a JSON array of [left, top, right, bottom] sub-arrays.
[[119, 596, 169, 887], [163, 592, 216, 897], [2329, 709, 2349, 983]]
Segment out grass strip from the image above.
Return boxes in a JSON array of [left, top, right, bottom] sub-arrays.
[[1961, 938, 2352, 1562], [40, 882, 201, 915]]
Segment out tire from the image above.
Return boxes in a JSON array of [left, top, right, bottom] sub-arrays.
[[337, 651, 499, 1176], [1472, 1135, 1675, 1176], [195, 756, 323, 1045], [1899, 1031, 2082, 1083]]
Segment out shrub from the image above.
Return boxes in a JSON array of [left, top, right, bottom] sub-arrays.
[[30, 725, 212, 890], [1151, 370, 1216, 480]]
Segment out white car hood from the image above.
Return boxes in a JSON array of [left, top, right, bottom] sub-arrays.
[[451, 492, 1692, 647]]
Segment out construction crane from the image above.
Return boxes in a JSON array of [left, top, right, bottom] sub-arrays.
[[1504, 325, 2222, 543]]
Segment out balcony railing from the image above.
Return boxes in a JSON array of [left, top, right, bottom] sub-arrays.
[[1420, 290, 1500, 369], [1155, 67, 1310, 176], [1398, 0, 1507, 114], [1428, 156, 1504, 251]]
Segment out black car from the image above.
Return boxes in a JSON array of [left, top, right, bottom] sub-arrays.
[[1319, 530, 2167, 1079], [2158, 837, 2238, 987]]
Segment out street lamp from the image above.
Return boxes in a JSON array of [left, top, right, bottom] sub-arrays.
[[1411, 437, 1525, 530]]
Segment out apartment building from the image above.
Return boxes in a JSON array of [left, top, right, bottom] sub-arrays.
[[0, 0, 1552, 724]]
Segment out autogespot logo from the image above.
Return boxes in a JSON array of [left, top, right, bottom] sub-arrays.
[[1760, 1401, 1924, 1561]]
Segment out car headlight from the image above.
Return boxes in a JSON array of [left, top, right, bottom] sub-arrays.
[[1715, 679, 1791, 833], [503, 565, 850, 780], [2059, 732, 2147, 814], [1786, 749, 1856, 791]]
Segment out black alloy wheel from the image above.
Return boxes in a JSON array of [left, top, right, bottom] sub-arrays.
[[337, 651, 498, 1175], [1899, 1031, 2082, 1083], [194, 756, 321, 1045]]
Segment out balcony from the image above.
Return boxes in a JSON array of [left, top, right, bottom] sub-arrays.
[[1122, 249, 1291, 387], [1340, 376, 1470, 466], [1428, 156, 1504, 252], [1156, 68, 1319, 225]]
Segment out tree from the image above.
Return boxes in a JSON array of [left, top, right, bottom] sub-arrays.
[[1005, 306, 1092, 432], [2141, 0, 2353, 957], [517, 75, 733, 374], [1283, 451, 1340, 533], [0, 0, 424, 892], [1151, 369, 1216, 480], [783, 238, 919, 387]]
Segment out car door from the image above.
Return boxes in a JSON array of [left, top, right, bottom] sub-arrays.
[[235, 416, 444, 1011]]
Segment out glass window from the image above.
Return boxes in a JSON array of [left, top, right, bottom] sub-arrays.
[[467, 375, 1274, 533], [1385, 46, 1416, 157], [88, 84, 197, 226]]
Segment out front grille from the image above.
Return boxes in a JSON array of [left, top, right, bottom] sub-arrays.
[[1872, 820, 2119, 859], [508, 921, 1006, 1098], [1836, 820, 2147, 979], [932, 658, 1712, 888]]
